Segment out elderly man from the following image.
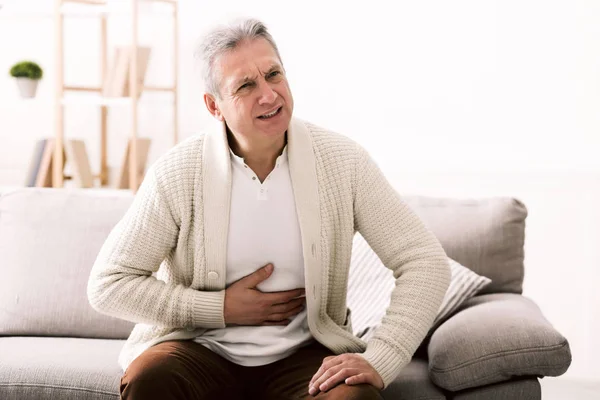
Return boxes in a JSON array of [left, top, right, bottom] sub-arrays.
[[87, 18, 450, 400]]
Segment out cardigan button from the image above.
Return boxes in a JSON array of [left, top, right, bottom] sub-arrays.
[[208, 271, 219, 280]]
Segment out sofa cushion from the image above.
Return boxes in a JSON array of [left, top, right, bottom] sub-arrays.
[[0, 188, 135, 339], [348, 233, 491, 340], [451, 377, 541, 400], [427, 293, 571, 391], [381, 358, 446, 400], [402, 196, 527, 294], [0, 336, 122, 400]]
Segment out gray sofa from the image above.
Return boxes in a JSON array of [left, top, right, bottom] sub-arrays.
[[0, 187, 571, 399]]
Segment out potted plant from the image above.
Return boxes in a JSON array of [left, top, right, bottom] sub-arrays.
[[9, 61, 43, 98]]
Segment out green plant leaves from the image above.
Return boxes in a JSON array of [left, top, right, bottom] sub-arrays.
[[10, 61, 43, 80]]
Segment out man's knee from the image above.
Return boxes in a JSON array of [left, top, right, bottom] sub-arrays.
[[123, 356, 175, 382], [120, 342, 242, 400], [120, 354, 184, 397]]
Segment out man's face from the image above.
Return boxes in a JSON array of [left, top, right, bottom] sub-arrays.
[[206, 38, 294, 143]]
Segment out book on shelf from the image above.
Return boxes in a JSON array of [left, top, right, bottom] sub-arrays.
[[117, 138, 151, 189], [27, 138, 94, 188], [25, 138, 48, 187], [103, 46, 152, 98], [34, 138, 66, 188], [65, 139, 94, 188], [124, 46, 152, 98]]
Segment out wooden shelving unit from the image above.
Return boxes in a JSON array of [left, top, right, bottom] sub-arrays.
[[46, 0, 179, 193]]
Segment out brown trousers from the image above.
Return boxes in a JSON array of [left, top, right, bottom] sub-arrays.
[[120, 339, 383, 400]]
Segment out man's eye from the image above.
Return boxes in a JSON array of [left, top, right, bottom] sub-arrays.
[[239, 83, 250, 90], [268, 71, 281, 78]]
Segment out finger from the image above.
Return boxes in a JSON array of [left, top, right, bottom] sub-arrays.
[[309, 359, 344, 394], [269, 297, 305, 314], [243, 264, 274, 288], [309, 356, 337, 387], [345, 373, 371, 386], [267, 304, 304, 322], [320, 367, 360, 392], [310, 365, 343, 396]]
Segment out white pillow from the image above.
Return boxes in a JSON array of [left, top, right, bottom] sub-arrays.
[[347, 233, 491, 342]]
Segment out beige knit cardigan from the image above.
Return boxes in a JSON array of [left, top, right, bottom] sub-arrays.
[[87, 117, 450, 388]]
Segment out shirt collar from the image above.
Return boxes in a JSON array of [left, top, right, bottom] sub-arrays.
[[229, 145, 288, 168]]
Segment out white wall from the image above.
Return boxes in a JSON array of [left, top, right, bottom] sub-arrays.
[[1, 0, 599, 382]]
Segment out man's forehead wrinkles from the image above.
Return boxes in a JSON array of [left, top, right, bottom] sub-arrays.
[[230, 62, 280, 86], [224, 65, 256, 87]]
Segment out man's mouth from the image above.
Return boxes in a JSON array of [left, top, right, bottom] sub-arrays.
[[258, 106, 282, 120]]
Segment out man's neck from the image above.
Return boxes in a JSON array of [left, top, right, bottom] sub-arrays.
[[227, 127, 287, 176]]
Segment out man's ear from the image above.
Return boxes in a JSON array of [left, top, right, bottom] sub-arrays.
[[204, 93, 224, 121]]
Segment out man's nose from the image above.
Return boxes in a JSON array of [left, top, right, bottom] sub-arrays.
[[257, 82, 278, 105]]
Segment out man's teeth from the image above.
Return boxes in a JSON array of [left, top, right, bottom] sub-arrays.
[[261, 108, 279, 118]]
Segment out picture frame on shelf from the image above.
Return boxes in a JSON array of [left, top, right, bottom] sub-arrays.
[[65, 139, 94, 188], [103, 46, 151, 98]]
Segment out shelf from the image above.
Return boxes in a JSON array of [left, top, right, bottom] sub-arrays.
[[64, 85, 176, 93], [6, 0, 179, 193], [0, 0, 174, 19], [61, 92, 174, 106], [1, 89, 175, 108], [62, 96, 134, 106]]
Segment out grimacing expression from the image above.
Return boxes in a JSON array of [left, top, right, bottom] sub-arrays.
[[209, 38, 294, 142]]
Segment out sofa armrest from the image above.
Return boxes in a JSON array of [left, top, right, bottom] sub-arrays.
[[427, 293, 571, 392]]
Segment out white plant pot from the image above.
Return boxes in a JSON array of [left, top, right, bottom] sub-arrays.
[[15, 78, 39, 98]]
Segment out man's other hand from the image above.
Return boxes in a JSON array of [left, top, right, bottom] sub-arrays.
[[224, 263, 306, 326], [308, 353, 384, 396]]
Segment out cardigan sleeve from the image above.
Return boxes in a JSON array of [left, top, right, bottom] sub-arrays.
[[352, 144, 451, 388], [86, 163, 226, 330]]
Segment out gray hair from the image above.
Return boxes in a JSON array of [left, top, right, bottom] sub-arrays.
[[194, 18, 283, 99]]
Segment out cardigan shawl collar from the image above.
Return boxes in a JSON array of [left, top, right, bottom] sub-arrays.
[[196, 117, 325, 326]]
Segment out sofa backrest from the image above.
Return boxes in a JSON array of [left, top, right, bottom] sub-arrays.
[[0, 187, 527, 340], [402, 196, 527, 295], [0, 188, 136, 339]]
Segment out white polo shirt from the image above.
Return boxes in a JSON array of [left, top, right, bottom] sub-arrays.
[[194, 145, 315, 366]]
